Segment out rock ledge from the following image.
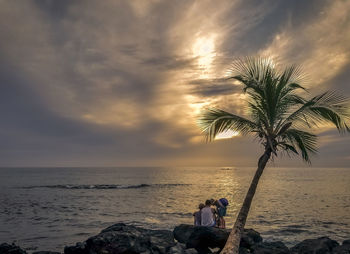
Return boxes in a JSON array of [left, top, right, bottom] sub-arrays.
[[1, 224, 349, 254]]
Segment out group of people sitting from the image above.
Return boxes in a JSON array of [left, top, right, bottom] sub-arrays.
[[193, 198, 229, 229]]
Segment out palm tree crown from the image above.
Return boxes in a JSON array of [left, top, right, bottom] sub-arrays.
[[199, 57, 350, 163]]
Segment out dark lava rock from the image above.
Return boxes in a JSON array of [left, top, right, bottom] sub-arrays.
[[342, 240, 350, 246], [290, 237, 339, 254], [0, 243, 27, 254], [32, 252, 61, 254], [173, 225, 262, 254], [332, 239, 350, 254], [64, 223, 175, 254], [167, 243, 188, 254], [64, 223, 348, 254], [185, 226, 229, 253], [240, 229, 263, 249], [238, 248, 251, 254], [173, 225, 196, 244], [252, 241, 290, 254], [64, 242, 87, 254]]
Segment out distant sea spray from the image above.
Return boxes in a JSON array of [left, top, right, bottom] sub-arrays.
[[20, 183, 191, 190]]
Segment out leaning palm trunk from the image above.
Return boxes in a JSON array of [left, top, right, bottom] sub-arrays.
[[221, 149, 271, 254]]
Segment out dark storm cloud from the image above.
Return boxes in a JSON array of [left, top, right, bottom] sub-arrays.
[[142, 56, 196, 71], [34, 0, 72, 20], [189, 79, 241, 97], [218, 0, 329, 57], [0, 59, 186, 166], [0, 0, 349, 166], [326, 63, 350, 94]]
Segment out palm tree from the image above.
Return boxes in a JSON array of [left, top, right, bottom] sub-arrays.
[[198, 57, 350, 254]]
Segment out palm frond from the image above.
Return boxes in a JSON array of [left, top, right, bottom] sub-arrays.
[[277, 65, 306, 94], [277, 142, 299, 157], [281, 129, 318, 163], [229, 58, 309, 132], [228, 57, 276, 95], [284, 91, 350, 133], [198, 108, 258, 141], [247, 102, 269, 130]]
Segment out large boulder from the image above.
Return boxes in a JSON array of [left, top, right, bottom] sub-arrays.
[[290, 237, 339, 254], [0, 243, 27, 254], [185, 226, 229, 253], [173, 225, 262, 254], [252, 241, 290, 254], [64, 223, 176, 254], [173, 225, 196, 244]]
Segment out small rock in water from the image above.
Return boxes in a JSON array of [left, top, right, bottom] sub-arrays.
[[290, 236, 339, 254], [252, 241, 290, 254], [240, 228, 263, 249]]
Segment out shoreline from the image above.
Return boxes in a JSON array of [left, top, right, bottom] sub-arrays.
[[1, 223, 349, 254]]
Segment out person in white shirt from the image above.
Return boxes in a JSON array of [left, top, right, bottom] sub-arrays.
[[201, 200, 215, 226]]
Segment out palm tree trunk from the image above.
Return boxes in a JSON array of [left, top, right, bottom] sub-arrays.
[[220, 148, 272, 254]]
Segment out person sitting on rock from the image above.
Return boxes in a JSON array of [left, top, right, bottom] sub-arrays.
[[193, 203, 205, 226], [201, 200, 215, 227]]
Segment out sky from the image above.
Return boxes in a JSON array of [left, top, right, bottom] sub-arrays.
[[0, 0, 350, 167]]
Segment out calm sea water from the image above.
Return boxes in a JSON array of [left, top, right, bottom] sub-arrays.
[[0, 167, 349, 252]]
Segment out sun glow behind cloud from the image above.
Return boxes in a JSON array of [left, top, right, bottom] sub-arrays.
[[192, 35, 217, 78], [215, 130, 239, 140]]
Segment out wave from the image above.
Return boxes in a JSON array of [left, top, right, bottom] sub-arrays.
[[21, 183, 190, 190], [220, 167, 236, 170]]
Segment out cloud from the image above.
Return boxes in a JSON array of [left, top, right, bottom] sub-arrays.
[[260, 1, 350, 90], [0, 0, 349, 166], [188, 78, 241, 97]]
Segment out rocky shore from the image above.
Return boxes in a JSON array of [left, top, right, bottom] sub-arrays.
[[1, 223, 349, 254]]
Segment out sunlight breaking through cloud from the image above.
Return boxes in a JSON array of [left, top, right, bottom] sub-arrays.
[[192, 35, 217, 78], [215, 130, 240, 140]]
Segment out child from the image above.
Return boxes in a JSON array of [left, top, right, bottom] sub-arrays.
[[193, 203, 205, 226], [210, 198, 229, 228], [217, 198, 229, 229]]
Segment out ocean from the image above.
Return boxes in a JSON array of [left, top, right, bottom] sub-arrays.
[[0, 167, 349, 252]]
